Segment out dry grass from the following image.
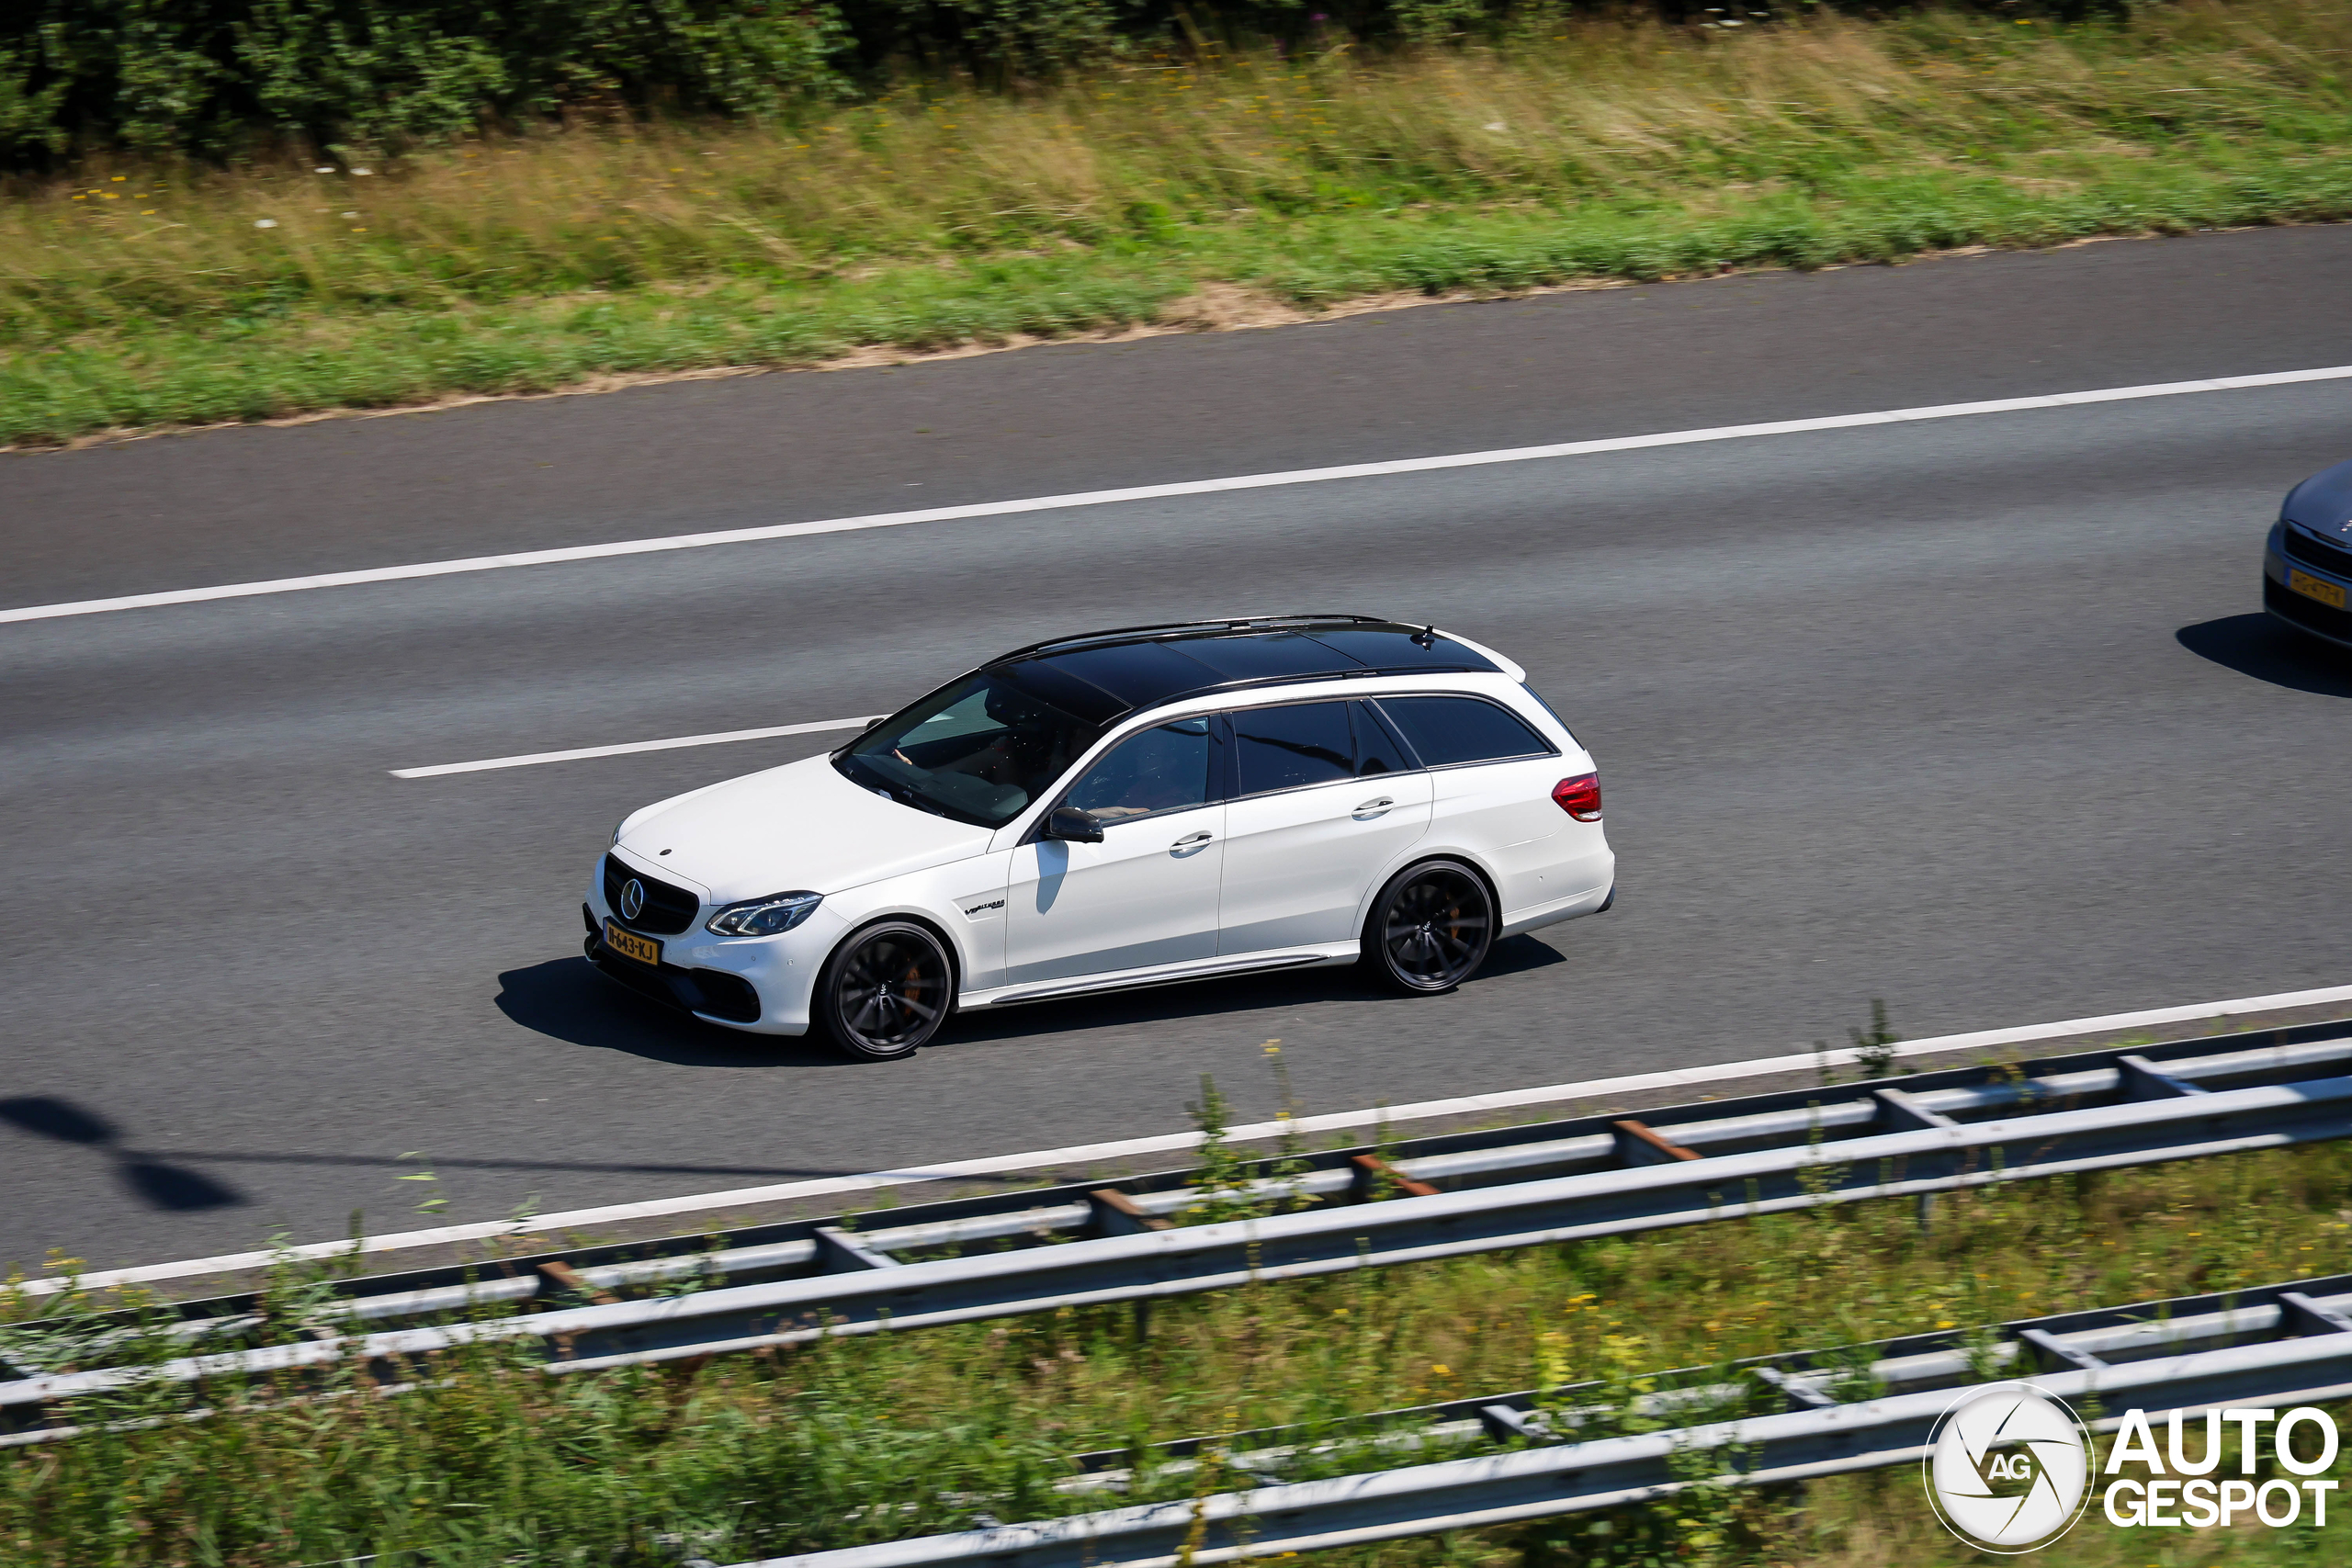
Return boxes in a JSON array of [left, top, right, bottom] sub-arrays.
[[7, 1136, 2352, 1565], [3, 0, 2349, 442]]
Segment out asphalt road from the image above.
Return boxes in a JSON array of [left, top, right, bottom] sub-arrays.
[[5, 226, 2351, 1277]]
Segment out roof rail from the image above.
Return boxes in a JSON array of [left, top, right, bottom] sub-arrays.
[[989, 613, 1392, 665]]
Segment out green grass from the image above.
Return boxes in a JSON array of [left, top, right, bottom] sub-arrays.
[[7, 1135, 2352, 1566], [4, 0, 2351, 446]]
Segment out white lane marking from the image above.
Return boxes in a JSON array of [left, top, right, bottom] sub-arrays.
[[7, 364, 2347, 628], [23, 979, 2351, 1298], [390, 716, 880, 779]]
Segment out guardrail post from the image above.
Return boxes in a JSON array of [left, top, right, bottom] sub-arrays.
[[1871, 1087, 1956, 1133], [2119, 1054, 2210, 1101], [1610, 1120, 1700, 1167], [1088, 1190, 1172, 1236], [2279, 1292, 2352, 1337], [1478, 1403, 1542, 1443], [2018, 1327, 2107, 1374], [1085, 1193, 1168, 1341], [814, 1227, 900, 1273], [1751, 1365, 1839, 1410], [1347, 1155, 1439, 1201], [534, 1259, 621, 1306]]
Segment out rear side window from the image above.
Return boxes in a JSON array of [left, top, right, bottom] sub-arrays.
[[1375, 695, 1554, 768], [1233, 702, 1355, 795]]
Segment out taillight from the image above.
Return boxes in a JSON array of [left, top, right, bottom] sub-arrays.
[[1552, 773, 1601, 821]]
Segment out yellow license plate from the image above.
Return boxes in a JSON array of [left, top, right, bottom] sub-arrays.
[[2290, 569, 2348, 611], [604, 920, 661, 966]]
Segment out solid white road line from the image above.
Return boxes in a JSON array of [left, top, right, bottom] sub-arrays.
[[7, 364, 2348, 628], [390, 716, 880, 778], [25, 979, 2352, 1298]]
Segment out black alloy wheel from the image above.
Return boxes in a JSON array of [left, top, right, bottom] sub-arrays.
[[818, 922, 956, 1060], [1368, 861, 1495, 995]]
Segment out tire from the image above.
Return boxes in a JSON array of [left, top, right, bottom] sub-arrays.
[[814, 921, 956, 1061], [1364, 860, 1496, 995]]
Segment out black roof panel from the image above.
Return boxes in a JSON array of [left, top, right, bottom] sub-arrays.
[[985, 616, 1501, 722], [1161, 630, 1364, 683], [1030, 640, 1219, 709], [1304, 626, 1499, 673]]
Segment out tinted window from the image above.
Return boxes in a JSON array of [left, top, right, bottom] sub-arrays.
[[1065, 719, 1213, 821], [1518, 682, 1578, 745], [1306, 626, 1500, 672], [1234, 702, 1355, 795], [836, 672, 1102, 828], [1351, 701, 1413, 777], [1375, 696, 1552, 768]]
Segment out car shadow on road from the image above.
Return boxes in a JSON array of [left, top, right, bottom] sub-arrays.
[[943, 934, 1569, 1047], [2177, 614, 2352, 698], [494, 957, 849, 1069], [498, 938, 1566, 1063]]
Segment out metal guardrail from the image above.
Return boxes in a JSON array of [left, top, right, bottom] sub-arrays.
[[5, 1021, 2348, 1432], [728, 1272, 2352, 1568]]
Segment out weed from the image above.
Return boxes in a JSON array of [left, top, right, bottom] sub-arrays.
[[6, 1, 2352, 444]]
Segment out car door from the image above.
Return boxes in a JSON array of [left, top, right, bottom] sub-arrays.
[[1372, 694, 1564, 913], [1002, 717, 1225, 986], [1216, 700, 1433, 955]]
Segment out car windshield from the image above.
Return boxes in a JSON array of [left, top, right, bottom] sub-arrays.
[[835, 671, 1104, 829]]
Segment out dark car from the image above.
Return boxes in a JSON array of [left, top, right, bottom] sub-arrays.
[[2267, 458, 2352, 650]]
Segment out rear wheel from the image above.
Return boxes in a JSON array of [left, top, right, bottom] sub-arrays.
[[1366, 861, 1495, 995], [816, 921, 956, 1060]]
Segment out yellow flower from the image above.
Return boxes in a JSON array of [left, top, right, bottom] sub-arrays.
[[1430, 1363, 1453, 1378]]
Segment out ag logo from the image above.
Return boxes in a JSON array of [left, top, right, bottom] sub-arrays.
[[1923, 1382, 2093, 1552]]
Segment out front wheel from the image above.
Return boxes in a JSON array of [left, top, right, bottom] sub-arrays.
[[1365, 861, 1495, 995], [815, 921, 956, 1060]]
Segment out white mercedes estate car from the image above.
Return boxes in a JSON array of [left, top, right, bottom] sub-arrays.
[[584, 615, 1614, 1060]]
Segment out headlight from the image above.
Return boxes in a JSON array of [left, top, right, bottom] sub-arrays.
[[707, 891, 823, 937], [612, 819, 627, 845]]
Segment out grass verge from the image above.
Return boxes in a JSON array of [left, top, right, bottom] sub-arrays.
[[6, 1136, 2351, 1565], [4, 0, 2350, 446]]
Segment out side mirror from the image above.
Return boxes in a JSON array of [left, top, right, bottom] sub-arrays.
[[1046, 806, 1104, 843]]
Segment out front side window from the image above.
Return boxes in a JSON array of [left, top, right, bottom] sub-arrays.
[[1064, 719, 1214, 821], [836, 672, 1102, 828], [1374, 695, 1553, 768], [1233, 701, 1355, 795]]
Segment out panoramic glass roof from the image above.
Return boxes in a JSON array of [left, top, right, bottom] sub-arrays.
[[992, 621, 1497, 722]]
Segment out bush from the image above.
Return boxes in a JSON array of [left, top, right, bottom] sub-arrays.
[[0, 0, 854, 161]]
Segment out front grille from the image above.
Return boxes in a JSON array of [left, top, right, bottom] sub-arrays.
[[2284, 525, 2352, 581], [2266, 575, 2352, 647], [602, 855, 701, 935]]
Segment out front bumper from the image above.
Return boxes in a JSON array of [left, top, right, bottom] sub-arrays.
[[582, 870, 835, 1034], [2266, 529, 2352, 651], [583, 907, 765, 1023]]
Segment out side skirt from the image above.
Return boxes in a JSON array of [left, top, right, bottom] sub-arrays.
[[961, 945, 1360, 1010]]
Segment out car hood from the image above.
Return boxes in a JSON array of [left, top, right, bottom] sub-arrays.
[[616, 755, 994, 904], [2285, 458, 2352, 533]]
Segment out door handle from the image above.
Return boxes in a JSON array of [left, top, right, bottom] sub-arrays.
[[1170, 830, 1215, 849], [1353, 797, 1395, 818]]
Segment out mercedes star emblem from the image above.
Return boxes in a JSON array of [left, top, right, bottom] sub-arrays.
[[619, 878, 646, 921]]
